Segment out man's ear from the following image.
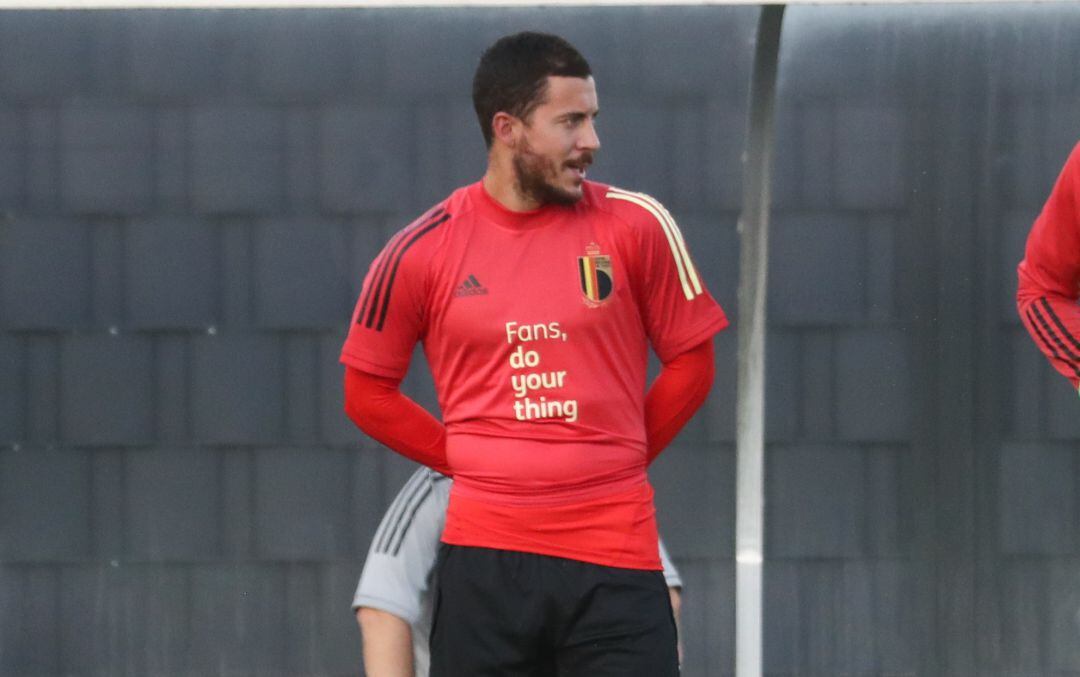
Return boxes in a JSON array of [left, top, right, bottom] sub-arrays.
[[491, 112, 520, 149]]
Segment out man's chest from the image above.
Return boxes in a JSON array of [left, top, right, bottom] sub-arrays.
[[427, 229, 641, 352]]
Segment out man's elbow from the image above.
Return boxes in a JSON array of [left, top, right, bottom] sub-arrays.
[[343, 367, 395, 429], [689, 340, 716, 398]]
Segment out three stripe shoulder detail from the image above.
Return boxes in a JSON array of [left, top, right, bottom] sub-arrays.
[[1026, 297, 1080, 379], [605, 188, 703, 301], [357, 208, 451, 331]]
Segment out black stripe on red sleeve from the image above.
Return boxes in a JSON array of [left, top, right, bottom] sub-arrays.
[[1039, 297, 1080, 354], [373, 212, 451, 331], [356, 247, 393, 324], [1029, 302, 1080, 377], [1027, 308, 1068, 363], [357, 207, 445, 328]]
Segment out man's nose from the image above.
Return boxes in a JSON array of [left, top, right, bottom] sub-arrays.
[[578, 120, 600, 152]]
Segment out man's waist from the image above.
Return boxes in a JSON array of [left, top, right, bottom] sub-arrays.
[[442, 480, 662, 570], [446, 431, 647, 506]]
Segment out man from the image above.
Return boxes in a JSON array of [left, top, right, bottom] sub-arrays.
[[1018, 141, 1080, 392], [353, 467, 686, 677], [342, 32, 727, 675]]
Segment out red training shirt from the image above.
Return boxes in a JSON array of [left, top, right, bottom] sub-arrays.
[[342, 180, 728, 569], [1018, 141, 1080, 390]]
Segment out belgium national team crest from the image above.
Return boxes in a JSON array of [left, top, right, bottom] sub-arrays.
[[578, 243, 613, 305]]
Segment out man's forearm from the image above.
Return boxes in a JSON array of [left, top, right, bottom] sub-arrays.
[[357, 607, 415, 677], [645, 340, 716, 463], [344, 366, 451, 475]]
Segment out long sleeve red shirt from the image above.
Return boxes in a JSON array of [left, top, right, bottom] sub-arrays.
[[1017, 141, 1080, 390]]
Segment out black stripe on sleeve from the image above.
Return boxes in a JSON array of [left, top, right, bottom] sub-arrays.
[[1039, 297, 1080, 354], [357, 250, 393, 326], [374, 213, 451, 331], [1027, 308, 1080, 379], [1030, 302, 1080, 367], [372, 470, 426, 553], [376, 473, 433, 554], [387, 483, 434, 556], [359, 208, 445, 328]]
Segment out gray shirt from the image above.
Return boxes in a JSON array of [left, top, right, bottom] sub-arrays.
[[353, 467, 683, 676]]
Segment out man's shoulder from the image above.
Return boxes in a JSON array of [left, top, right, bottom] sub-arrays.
[[583, 182, 674, 233], [385, 186, 479, 258]]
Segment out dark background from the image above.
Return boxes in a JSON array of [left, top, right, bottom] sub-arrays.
[[1, 5, 1079, 676]]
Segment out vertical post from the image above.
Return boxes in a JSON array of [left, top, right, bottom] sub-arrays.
[[735, 6, 784, 677]]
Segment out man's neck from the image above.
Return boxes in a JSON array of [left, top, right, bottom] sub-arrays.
[[482, 156, 541, 212]]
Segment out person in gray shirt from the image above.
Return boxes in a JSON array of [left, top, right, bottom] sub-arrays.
[[354, 468, 685, 677]]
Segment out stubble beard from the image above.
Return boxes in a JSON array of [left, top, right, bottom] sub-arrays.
[[512, 142, 590, 207]]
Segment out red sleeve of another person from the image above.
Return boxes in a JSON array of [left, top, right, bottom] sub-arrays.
[[1017, 142, 1080, 390]]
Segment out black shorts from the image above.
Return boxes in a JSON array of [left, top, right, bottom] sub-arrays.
[[429, 544, 679, 677]]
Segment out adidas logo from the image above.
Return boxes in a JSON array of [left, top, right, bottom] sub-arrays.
[[453, 274, 489, 298]]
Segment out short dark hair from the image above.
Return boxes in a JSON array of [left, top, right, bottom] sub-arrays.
[[472, 32, 592, 148]]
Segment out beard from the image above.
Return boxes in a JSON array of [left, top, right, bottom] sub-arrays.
[[511, 140, 592, 207]]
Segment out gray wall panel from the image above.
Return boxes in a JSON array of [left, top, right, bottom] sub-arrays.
[[0, 567, 60, 676], [651, 446, 735, 559], [59, 103, 154, 215], [1047, 375, 1080, 439], [1048, 560, 1080, 671], [705, 329, 738, 443], [769, 215, 864, 325], [0, 110, 26, 209], [252, 13, 380, 99], [188, 564, 287, 673], [283, 335, 321, 443], [767, 445, 865, 559], [153, 109, 190, 210], [126, 449, 221, 561], [0, 336, 23, 443], [60, 336, 154, 446], [319, 331, 362, 447], [834, 328, 911, 442], [588, 100, 673, 197], [0, 14, 91, 98], [191, 106, 286, 214], [125, 13, 258, 99], [1, 449, 91, 562], [221, 449, 255, 560], [191, 335, 284, 445], [677, 558, 735, 677], [833, 104, 907, 210], [26, 107, 59, 211], [59, 565, 191, 675], [90, 450, 124, 561], [126, 218, 219, 329], [764, 330, 800, 442], [1, 219, 91, 330], [254, 448, 351, 560], [318, 105, 412, 213], [999, 444, 1076, 555], [254, 219, 350, 329]]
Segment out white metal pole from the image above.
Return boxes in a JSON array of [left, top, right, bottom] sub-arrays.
[[735, 7, 783, 677]]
